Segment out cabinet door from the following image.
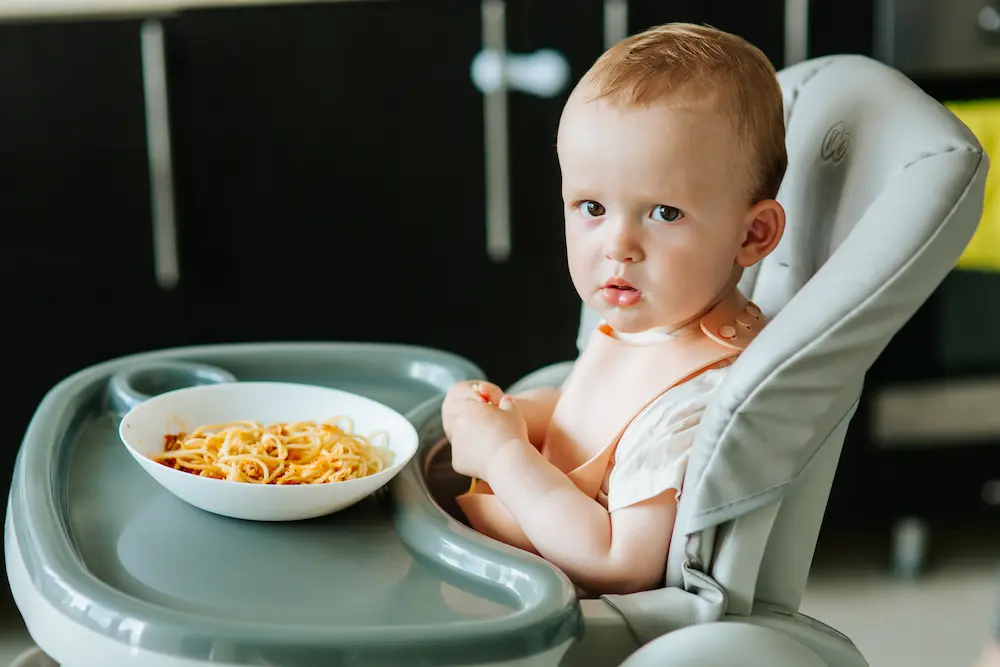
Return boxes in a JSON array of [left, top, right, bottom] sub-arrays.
[[163, 1, 485, 350], [0, 19, 164, 438], [629, 0, 786, 66], [809, 0, 875, 60], [164, 2, 622, 387], [474, 0, 606, 384]]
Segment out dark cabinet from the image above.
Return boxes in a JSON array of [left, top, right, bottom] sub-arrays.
[[0, 19, 173, 442], [1, 1, 795, 428], [160, 0, 596, 387], [468, 0, 605, 384], [808, 0, 875, 60], [162, 1, 483, 349], [629, 0, 786, 65]]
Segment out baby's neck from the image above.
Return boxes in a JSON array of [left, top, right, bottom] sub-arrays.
[[610, 326, 679, 343], [608, 289, 739, 343], [608, 316, 705, 343]]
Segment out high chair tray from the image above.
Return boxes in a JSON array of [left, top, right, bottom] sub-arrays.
[[6, 343, 580, 667]]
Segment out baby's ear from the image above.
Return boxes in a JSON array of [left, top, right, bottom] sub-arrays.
[[736, 199, 785, 268]]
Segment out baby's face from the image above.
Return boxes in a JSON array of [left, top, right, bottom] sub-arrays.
[[557, 90, 756, 333]]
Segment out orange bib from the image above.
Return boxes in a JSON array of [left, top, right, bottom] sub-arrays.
[[455, 292, 764, 553]]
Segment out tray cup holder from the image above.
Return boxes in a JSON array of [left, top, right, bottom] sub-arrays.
[[109, 361, 238, 416]]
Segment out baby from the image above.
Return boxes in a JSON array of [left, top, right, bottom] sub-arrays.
[[442, 23, 787, 596]]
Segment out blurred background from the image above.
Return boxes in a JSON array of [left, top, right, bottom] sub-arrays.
[[2, 0, 1000, 665]]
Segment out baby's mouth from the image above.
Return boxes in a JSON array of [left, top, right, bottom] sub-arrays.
[[601, 278, 642, 307]]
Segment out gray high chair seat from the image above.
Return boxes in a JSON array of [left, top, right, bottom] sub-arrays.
[[507, 54, 987, 666]]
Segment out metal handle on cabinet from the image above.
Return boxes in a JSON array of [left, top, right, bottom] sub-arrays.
[[140, 19, 180, 290], [978, 3, 1000, 36], [603, 0, 629, 49], [480, 0, 510, 263], [983, 479, 1000, 506], [784, 0, 809, 66], [471, 49, 570, 99]]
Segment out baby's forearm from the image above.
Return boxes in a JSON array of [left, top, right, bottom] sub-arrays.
[[486, 438, 634, 592]]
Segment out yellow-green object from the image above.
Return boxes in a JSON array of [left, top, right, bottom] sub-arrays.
[[947, 99, 1000, 272]]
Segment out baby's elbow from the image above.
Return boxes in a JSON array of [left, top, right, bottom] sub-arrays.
[[615, 573, 664, 595], [596, 564, 664, 595]]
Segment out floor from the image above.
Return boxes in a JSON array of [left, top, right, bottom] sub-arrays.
[[0, 606, 33, 666], [0, 525, 996, 667], [800, 524, 1000, 667]]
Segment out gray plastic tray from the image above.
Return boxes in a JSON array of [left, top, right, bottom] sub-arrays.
[[8, 343, 580, 666]]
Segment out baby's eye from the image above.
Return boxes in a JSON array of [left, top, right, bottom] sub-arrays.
[[577, 200, 606, 218], [651, 205, 684, 223]]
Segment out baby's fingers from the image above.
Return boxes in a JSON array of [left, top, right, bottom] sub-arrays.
[[472, 382, 504, 405], [497, 395, 520, 413]]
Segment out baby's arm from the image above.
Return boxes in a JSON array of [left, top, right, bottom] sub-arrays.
[[480, 367, 722, 593], [484, 439, 676, 594], [507, 386, 560, 447]]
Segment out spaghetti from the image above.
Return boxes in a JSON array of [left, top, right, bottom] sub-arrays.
[[152, 417, 394, 485]]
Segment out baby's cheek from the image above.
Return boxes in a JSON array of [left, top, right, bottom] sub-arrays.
[[565, 248, 593, 288]]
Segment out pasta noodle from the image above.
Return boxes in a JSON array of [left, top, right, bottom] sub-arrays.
[[152, 417, 394, 485]]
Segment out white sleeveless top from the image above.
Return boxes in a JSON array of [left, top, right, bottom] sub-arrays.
[[601, 324, 729, 513]]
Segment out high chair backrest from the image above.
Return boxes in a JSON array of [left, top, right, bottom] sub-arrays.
[[582, 55, 987, 639]]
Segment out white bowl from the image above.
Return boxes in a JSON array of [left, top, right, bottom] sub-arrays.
[[118, 381, 419, 521]]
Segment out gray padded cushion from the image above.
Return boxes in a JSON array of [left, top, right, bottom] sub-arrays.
[[580, 55, 987, 534], [684, 55, 986, 533]]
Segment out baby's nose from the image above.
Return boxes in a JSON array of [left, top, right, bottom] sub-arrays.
[[604, 228, 644, 263], [605, 248, 638, 263]]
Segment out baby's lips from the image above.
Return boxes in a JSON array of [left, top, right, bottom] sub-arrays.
[[602, 285, 642, 307]]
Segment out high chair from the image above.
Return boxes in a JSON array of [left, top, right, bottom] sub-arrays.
[[3, 55, 986, 667], [494, 53, 988, 666]]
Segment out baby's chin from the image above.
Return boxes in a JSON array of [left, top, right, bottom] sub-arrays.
[[598, 307, 660, 334], [605, 319, 649, 335], [597, 301, 698, 335]]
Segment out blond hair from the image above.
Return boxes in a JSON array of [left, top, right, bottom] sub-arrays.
[[585, 23, 787, 202]]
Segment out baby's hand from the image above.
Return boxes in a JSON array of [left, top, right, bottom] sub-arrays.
[[442, 381, 529, 481], [442, 381, 499, 430]]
